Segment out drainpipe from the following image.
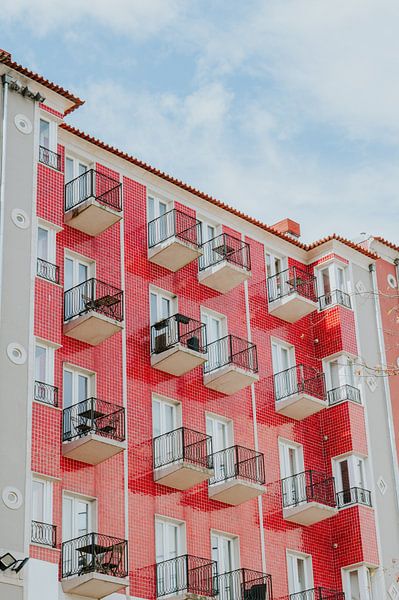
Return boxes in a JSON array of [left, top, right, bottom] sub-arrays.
[[369, 263, 399, 512], [394, 258, 399, 291], [0, 74, 11, 324]]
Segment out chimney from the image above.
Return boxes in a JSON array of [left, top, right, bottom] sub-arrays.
[[271, 218, 301, 239]]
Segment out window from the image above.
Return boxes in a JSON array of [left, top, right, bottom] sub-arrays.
[[35, 341, 54, 385], [324, 355, 357, 390], [62, 494, 94, 540], [37, 225, 56, 263], [206, 415, 233, 479], [64, 253, 94, 319], [65, 157, 88, 183], [266, 252, 286, 279], [150, 288, 176, 326], [155, 517, 185, 594], [279, 440, 304, 506], [199, 219, 220, 244], [287, 552, 313, 595], [148, 195, 169, 223], [333, 454, 368, 506], [211, 531, 239, 600], [316, 261, 350, 308], [32, 477, 52, 524], [63, 366, 94, 409], [342, 566, 377, 600], [201, 309, 227, 371], [272, 340, 296, 399], [39, 119, 50, 149], [152, 396, 181, 437]]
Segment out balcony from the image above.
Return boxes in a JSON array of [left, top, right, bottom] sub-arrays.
[[327, 384, 361, 407], [39, 145, 61, 171], [198, 233, 251, 293], [336, 487, 372, 509], [64, 278, 124, 346], [281, 470, 338, 525], [319, 289, 351, 311], [31, 520, 56, 548], [148, 209, 203, 271], [64, 170, 122, 236], [274, 365, 327, 420], [61, 533, 128, 598], [34, 380, 58, 407], [209, 445, 265, 505], [156, 554, 217, 600], [279, 587, 345, 600], [62, 398, 126, 465], [203, 335, 259, 395], [153, 427, 213, 490], [151, 314, 207, 375], [267, 266, 317, 323], [37, 257, 60, 284], [216, 569, 273, 600]]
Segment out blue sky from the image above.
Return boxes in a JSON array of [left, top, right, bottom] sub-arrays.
[[1, 0, 399, 243]]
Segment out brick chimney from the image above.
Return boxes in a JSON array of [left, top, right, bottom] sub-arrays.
[[271, 218, 301, 239]]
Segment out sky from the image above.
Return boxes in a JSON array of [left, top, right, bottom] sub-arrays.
[[1, 0, 399, 244]]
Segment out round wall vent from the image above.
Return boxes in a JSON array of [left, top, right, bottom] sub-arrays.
[[14, 113, 32, 135], [6, 342, 27, 365], [11, 208, 30, 230], [2, 486, 23, 510]]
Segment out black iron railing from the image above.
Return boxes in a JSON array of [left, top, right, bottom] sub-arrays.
[[281, 470, 336, 509], [217, 568, 273, 600], [327, 384, 361, 407], [31, 520, 56, 547], [148, 208, 201, 250], [319, 289, 351, 311], [64, 278, 123, 322], [61, 533, 128, 579], [281, 588, 345, 600], [156, 554, 217, 598], [153, 427, 213, 470], [37, 257, 60, 284], [39, 145, 61, 171], [64, 169, 122, 213], [199, 233, 251, 272], [274, 364, 326, 402], [210, 445, 265, 487], [63, 398, 125, 443], [267, 266, 317, 304], [204, 335, 258, 375], [151, 313, 207, 355], [336, 487, 372, 508], [34, 380, 58, 407]]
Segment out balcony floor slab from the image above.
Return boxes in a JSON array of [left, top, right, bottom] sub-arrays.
[[62, 434, 126, 465], [283, 502, 338, 526], [275, 393, 327, 420], [204, 365, 259, 395], [209, 478, 265, 505], [148, 237, 202, 272], [268, 293, 317, 323], [61, 572, 128, 598], [198, 261, 251, 293], [64, 312, 123, 346], [151, 345, 207, 376], [154, 461, 214, 490], [65, 197, 122, 236]]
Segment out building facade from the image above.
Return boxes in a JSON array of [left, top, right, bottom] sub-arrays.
[[0, 50, 399, 600]]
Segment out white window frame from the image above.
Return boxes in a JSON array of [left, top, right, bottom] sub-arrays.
[[155, 515, 186, 561], [37, 220, 57, 265], [333, 453, 368, 495], [147, 194, 171, 222], [35, 339, 55, 386], [62, 491, 96, 541], [200, 308, 227, 342], [65, 155, 91, 183], [206, 413, 233, 452], [39, 116, 57, 152], [32, 476, 53, 524], [323, 353, 359, 391], [62, 363, 95, 408], [152, 395, 182, 437], [342, 565, 378, 600], [286, 550, 313, 595], [198, 217, 221, 244], [278, 439, 304, 479], [211, 530, 240, 574], [64, 251, 95, 290], [265, 251, 287, 279], [316, 260, 350, 297], [271, 339, 295, 375], [149, 287, 177, 326]]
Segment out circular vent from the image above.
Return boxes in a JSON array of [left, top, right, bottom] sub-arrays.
[[14, 113, 32, 135]]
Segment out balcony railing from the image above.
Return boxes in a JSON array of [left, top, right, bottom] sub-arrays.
[[156, 554, 217, 598], [204, 335, 258, 375], [327, 384, 361, 407], [39, 145, 61, 171], [151, 314, 207, 355], [61, 533, 128, 579], [199, 233, 251, 272], [274, 364, 326, 402], [31, 520, 56, 547], [148, 209, 201, 249], [37, 257, 60, 284], [217, 569, 273, 600], [65, 169, 122, 213], [34, 380, 58, 407], [281, 470, 336, 509], [280, 588, 345, 600], [336, 486, 372, 509], [63, 398, 125, 443], [210, 445, 265, 486], [64, 278, 123, 322], [319, 289, 351, 311], [153, 427, 213, 470], [267, 266, 317, 304]]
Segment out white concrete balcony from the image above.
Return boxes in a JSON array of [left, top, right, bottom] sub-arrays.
[[203, 335, 259, 395], [153, 427, 213, 490], [64, 169, 122, 237], [281, 470, 338, 526], [148, 208, 203, 271], [267, 265, 318, 322], [150, 314, 207, 376], [274, 364, 327, 420], [63, 278, 124, 346], [198, 233, 251, 293], [208, 445, 265, 505]]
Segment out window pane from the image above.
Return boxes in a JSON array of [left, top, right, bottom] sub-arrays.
[[62, 497, 73, 541], [78, 263, 88, 284], [164, 404, 174, 433], [77, 501, 89, 535], [322, 268, 331, 295], [65, 158, 74, 183], [35, 345, 47, 381], [152, 401, 161, 437], [37, 227, 48, 260], [330, 361, 340, 388], [339, 460, 350, 491], [63, 370, 73, 408], [297, 558, 306, 591], [64, 258, 74, 290], [161, 298, 170, 319], [349, 571, 361, 600], [150, 293, 158, 325], [32, 480, 44, 521], [78, 375, 88, 403], [39, 119, 50, 148]]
